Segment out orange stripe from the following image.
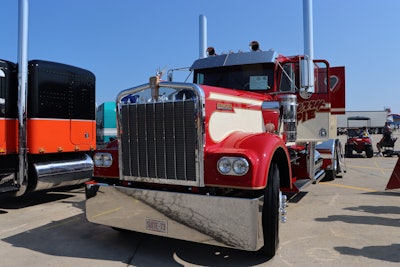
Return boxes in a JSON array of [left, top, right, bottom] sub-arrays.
[[27, 119, 96, 154], [0, 119, 18, 154]]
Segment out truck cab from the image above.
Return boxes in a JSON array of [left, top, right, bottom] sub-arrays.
[[86, 42, 345, 258]]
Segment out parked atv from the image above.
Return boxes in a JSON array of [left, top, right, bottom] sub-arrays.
[[344, 116, 374, 158]]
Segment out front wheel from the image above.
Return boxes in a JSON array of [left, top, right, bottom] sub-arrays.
[[365, 146, 374, 158], [259, 162, 280, 258]]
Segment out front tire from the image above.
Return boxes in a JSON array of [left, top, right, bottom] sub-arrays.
[[260, 162, 280, 258], [365, 146, 374, 158]]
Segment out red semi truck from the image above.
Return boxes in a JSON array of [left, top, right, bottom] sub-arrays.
[[85, 42, 345, 257]]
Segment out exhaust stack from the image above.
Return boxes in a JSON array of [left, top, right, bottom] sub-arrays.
[[302, 0, 315, 91], [199, 15, 207, 59], [16, 0, 29, 195]]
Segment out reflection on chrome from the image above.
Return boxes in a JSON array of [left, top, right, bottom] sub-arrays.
[[86, 185, 264, 251]]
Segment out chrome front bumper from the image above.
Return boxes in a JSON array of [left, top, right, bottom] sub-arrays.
[[85, 184, 264, 251]]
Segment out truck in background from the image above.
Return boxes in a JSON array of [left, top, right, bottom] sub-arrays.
[[0, 59, 96, 196], [96, 102, 117, 147], [337, 110, 389, 134], [85, 39, 346, 258], [0, 0, 96, 196]]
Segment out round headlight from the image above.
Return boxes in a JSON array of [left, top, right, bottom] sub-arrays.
[[217, 158, 232, 174], [94, 152, 113, 167], [217, 157, 249, 176], [233, 158, 249, 175]]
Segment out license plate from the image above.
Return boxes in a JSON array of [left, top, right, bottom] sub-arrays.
[[145, 218, 167, 233]]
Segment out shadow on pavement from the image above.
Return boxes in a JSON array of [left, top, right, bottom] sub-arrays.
[[2, 214, 147, 265], [0, 185, 85, 209], [315, 202, 400, 263], [344, 205, 400, 215], [0, 192, 74, 209], [2, 213, 273, 267], [363, 191, 400, 197], [335, 244, 400, 263], [315, 214, 399, 227]]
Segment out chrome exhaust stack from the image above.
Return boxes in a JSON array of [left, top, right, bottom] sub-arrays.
[[16, 0, 29, 196]]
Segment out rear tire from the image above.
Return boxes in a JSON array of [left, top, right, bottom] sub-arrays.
[[323, 148, 338, 181], [259, 162, 280, 258], [324, 169, 335, 181]]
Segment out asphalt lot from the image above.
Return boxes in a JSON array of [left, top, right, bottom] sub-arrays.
[[0, 134, 399, 267]]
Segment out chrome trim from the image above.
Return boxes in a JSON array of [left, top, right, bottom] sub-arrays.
[[313, 169, 325, 183], [16, 0, 29, 196], [278, 94, 297, 142], [116, 82, 205, 187], [0, 173, 17, 193], [316, 139, 335, 153], [33, 154, 93, 191], [86, 184, 264, 251], [314, 158, 323, 171], [93, 152, 113, 168], [318, 153, 334, 159]]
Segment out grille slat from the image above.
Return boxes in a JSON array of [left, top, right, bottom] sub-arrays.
[[184, 102, 197, 181], [129, 105, 139, 176], [165, 103, 176, 179], [174, 102, 185, 179], [137, 105, 147, 177], [146, 104, 156, 178], [155, 103, 166, 178], [121, 105, 131, 176], [121, 99, 198, 184]]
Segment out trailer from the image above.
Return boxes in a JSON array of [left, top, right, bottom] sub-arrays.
[[337, 111, 388, 134]]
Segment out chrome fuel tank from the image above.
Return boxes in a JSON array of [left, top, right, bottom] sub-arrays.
[[32, 153, 93, 191]]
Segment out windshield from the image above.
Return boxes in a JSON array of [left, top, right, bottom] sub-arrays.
[[193, 63, 274, 91]]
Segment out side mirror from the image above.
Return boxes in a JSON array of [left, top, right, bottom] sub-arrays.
[[300, 57, 314, 93]]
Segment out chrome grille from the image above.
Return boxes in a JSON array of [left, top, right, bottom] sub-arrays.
[[120, 100, 197, 184]]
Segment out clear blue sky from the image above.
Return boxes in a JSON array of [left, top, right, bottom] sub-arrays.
[[2, 0, 400, 113]]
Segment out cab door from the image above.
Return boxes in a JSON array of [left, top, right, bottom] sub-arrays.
[[296, 60, 333, 142], [329, 67, 345, 115]]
